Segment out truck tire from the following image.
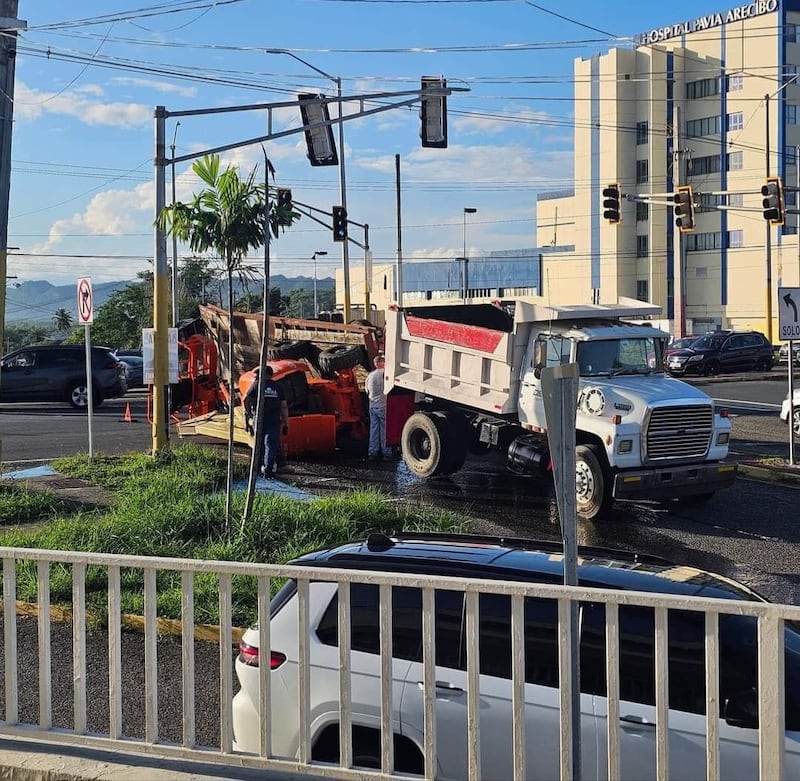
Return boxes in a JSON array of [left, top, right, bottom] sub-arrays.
[[267, 340, 311, 361], [401, 412, 451, 478], [432, 411, 468, 474], [575, 444, 612, 521], [318, 345, 367, 375]]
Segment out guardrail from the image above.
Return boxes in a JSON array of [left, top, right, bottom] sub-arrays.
[[1, 546, 799, 780]]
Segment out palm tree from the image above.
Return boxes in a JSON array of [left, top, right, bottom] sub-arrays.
[[52, 307, 73, 334], [157, 154, 296, 528]]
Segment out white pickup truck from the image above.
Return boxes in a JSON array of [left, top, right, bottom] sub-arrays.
[[384, 298, 737, 520]]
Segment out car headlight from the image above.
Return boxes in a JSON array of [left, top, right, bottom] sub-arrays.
[[580, 387, 605, 415], [687, 354, 704, 362]]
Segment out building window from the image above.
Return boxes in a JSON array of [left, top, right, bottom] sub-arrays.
[[636, 121, 649, 145], [727, 112, 744, 131], [636, 201, 649, 222], [728, 151, 743, 170], [686, 115, 721, 138], [728, 192, 744, 208], [788, 105, 798, 125], [696, 267, 708, 278], [727, 73, 744, 91], [788, 23, 798, 43], [636, 159, 649, 184], [784, 65, 799, 85], [685, 231, 743, 251], [785, 145, 798, 166], [636, 235, 648, 258], [686, 77, 721, 99], [636, 280, 648, 301]]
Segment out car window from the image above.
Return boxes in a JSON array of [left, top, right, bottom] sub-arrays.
[[6, 351, 36, 368]]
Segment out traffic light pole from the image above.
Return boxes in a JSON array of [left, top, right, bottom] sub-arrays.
[[766, 92, 774, 344]]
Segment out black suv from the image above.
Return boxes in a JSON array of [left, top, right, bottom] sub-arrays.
[[0, 345, 127, 408], [664, 329, 774, 376]]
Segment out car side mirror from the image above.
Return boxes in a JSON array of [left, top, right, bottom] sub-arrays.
[[533, 341, 547, 379], [723, 689, 759, 729]]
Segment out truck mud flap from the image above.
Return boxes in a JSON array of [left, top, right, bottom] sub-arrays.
[[613, 462, 737, 501]]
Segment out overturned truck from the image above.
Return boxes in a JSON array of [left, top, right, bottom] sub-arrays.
[[173, 304, 383, 456]]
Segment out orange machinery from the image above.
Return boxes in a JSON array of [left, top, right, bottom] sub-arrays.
[[238, 360, 367, 457]]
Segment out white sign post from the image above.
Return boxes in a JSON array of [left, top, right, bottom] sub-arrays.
[[76, 276, 94, 459], [778, 287, 799, 466]]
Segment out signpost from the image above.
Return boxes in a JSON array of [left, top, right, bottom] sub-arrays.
[[778, 286, 798, 466], [76, 276, 94, 459], [541, 362, 581, 781]]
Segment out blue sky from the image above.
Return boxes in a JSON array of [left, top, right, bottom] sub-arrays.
[[7, 1, 734, 290]]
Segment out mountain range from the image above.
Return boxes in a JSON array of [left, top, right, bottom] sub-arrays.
[[3, 275, 335, 325]]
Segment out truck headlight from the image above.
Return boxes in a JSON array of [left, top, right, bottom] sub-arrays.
[[580, 387, 605, 415], [617, 439, 633, 453], [716, 432, 730, 445]]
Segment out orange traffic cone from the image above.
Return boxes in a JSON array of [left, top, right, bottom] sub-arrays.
[[121, 402, 134, 423]]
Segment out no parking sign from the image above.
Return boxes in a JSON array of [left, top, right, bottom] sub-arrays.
[[77, 276, 93, 325]]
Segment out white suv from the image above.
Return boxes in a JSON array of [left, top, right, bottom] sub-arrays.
[[232, 533, 800, 779]]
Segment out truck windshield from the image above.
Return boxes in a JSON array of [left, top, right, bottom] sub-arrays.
[[577, 338, 663, 377]]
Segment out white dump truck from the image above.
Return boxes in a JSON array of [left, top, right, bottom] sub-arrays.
[[384, 298, 737, 520]]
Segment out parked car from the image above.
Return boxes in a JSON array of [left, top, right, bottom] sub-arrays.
[[780, 388, 800, 437], [664, 330, 774, 376], [778, 342, 800, 364], [117, 354, 144, 389], [665, 335, 701, 357], [232, 532, 800, 779], [0, 345, 127, 408]]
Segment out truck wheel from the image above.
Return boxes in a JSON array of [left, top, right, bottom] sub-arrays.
[[401, 412, 450, 478], [432, 411, 468, 474], [318, 345, 367, 375], [575, 444, 611, 521], [267, 340, 311, 361]]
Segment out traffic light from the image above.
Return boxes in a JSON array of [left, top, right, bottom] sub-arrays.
[[674, 184, 696, 232], [420, 76, 448, 148], [276, 188, 292, 226], [602, 183, 621, 224], [762, 176, 785, 225], [332, 205, 348, 241]]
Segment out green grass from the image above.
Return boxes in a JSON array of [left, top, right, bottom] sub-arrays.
[[0, 444, 468, 627]]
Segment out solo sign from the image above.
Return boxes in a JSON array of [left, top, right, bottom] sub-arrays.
[[779, 287, 800, 341]]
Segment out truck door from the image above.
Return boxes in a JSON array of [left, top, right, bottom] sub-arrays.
[[518, 335, 572, 427]]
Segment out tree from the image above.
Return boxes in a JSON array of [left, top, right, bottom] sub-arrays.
[[178, 255, 219, 319], [157, 153, 299, 529], [51, 308, 73, 334]]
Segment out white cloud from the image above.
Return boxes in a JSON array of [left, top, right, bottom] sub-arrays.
[[14, 82, 151, 128], [112, 77, 198, 98]]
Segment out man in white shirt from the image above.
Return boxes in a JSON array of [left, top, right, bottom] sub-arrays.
[[365, 354, 392, 461]]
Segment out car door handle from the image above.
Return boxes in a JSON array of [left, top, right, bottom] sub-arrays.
[[620, 714, 656, 728], [417, 680, 465, 696]]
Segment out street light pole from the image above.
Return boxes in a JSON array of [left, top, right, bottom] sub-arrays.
[[463, 207, 476, 302], [170, 121, 180, 327], [265, 49, 351, 321], [312, 250, 327, 317]]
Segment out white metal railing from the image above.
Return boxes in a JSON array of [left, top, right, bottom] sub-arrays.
[[0, 545, 799, 780]]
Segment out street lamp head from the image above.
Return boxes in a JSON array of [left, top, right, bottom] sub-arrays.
[[313, 250, 328, 258], [464, 207, 477, 214]]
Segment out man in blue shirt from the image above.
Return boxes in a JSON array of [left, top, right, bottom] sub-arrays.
[[245, 365, 289, 478]]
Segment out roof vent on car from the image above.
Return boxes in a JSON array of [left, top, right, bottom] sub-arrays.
[[366, 532, 396, 552]]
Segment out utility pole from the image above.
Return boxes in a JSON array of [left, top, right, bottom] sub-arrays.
[[766, 92, 774, 343], [0, 1, 24, 404]]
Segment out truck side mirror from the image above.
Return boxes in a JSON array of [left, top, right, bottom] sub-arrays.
[[533, 341, 547, 379]]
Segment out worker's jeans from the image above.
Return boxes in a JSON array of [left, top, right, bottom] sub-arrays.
[[368, 406, 391, 457], [262, 421, 281, 474]]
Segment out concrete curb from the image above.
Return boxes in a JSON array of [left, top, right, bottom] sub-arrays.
[[737, 462, 800, 486]]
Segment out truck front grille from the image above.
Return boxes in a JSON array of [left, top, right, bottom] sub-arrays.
[[645, 405, 713, 461]]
